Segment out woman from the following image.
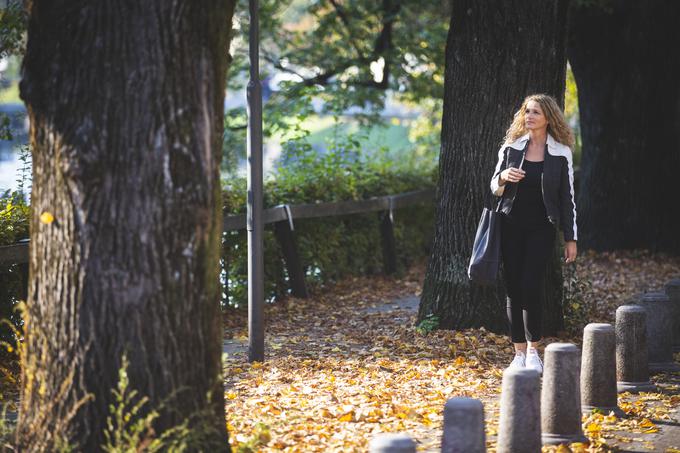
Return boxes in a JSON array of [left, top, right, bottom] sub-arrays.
[[489, 94, 577, 373]]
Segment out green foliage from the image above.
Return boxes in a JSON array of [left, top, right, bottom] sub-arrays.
[[0, 1, 26, 59], [14, 144, 31, 196], [223, 0, 449, 172], [222, 133, 436, 308], [0, 190, 29, 345], [562, 262, 594, 336], [406, 98, 442, 166], [416, 314, 440, 335], [0, 113, 12, 140], [0, 192, 29, 246], [103, 355, 196, 453]]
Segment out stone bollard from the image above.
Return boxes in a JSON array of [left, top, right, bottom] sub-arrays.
[[497, 368, 541, 453], [665, 279, 680, 352], [616, 305, 656, 393], [636, 292, 680, 373], [541, 343, 588, 445], [581, 323, 620, 414], [441, 397, 486, 453], [369, 433, 416, 453]]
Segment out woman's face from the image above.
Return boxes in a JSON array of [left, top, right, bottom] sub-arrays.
[[524, 100, 548, 131]]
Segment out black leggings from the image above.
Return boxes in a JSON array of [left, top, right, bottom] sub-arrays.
[[500, 216, 555, 343]]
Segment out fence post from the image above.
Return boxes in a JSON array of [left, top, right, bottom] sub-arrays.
[[19, 262, 28, 301], [379, 204, 397, 275], [273, 209, 308, 298]]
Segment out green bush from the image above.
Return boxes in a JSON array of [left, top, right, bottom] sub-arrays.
[[562, 262, 594, 336], [221, 138, 437, 308], [0, 191, 29, 346]]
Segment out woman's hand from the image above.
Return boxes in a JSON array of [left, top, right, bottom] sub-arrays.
[[564, 241, 577, 263], [500, 167, 526, 185]]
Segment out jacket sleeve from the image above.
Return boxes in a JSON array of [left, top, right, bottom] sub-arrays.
[[559, 149, 578, 241], [490, 146, 508, 196]]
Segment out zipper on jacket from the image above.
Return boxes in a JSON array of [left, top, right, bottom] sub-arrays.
[[541, 172, 555, 224]]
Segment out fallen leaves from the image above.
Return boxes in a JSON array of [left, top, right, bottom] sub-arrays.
[[223, 253, 680, 452]]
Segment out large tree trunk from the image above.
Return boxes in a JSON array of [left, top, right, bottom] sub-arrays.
[[417, 0, 570, 333], [16, 2, 236, 451], [568, 0, 680, 254]]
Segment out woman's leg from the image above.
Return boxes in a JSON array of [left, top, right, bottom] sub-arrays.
[[520, 224, 556, 343], [501, 217, 527, 351]]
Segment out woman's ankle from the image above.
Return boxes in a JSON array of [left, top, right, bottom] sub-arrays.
[[513, 342, 527, 355]]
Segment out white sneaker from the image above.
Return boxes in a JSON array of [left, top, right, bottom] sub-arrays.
[[526, 348, 543, 374], [508, 352, 526, 370]]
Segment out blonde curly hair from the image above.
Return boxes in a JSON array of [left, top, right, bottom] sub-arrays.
[[503, 94, 575, 147]]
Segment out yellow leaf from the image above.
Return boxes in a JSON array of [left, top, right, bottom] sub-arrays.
[[226, 392, 237, 400], [338, 411, 354, 422], [40, 212, 54, 224], [639, 418, 655, 428], [585, 422, 601, 433]]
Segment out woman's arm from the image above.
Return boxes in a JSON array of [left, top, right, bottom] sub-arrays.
[[559, 151, 578, 242]]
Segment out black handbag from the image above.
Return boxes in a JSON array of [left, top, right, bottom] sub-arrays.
[[467, 198, 503, 284], [468, 150, 525, 283]]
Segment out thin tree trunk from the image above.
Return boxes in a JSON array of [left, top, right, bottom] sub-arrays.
[[418, 0, 569, 333], [568, 0, 680, 254], [16, 1, 236, 451]]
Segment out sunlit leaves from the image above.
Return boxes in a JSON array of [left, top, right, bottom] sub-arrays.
[[223, 253, 680, 451]]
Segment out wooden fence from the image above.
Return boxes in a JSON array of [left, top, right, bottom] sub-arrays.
[[0, 188, 435, 299]]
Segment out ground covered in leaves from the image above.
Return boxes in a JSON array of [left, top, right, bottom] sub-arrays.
[[223, 250, 680, 452]]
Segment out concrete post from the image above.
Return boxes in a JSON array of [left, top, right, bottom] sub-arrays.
[[497, 368, 541, 453], [541, 343, 587, 445], [581, 323, 620, 414], [616, 305, 656, 393], [369, 434, 416, 453], [636, 292, 680, 373], [441, 397, 486, 453], [665, 279, 680, 352]]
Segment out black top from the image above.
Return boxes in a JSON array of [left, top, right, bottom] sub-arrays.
[[508, 160, 551, 228]]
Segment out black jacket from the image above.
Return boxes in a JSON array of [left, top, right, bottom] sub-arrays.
[[490, 133, 578, 241]]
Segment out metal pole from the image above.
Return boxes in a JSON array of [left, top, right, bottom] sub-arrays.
[[247, 0, 264, 362]]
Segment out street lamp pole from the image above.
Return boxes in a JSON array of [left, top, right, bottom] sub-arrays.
[[247, 0, 264, 362]]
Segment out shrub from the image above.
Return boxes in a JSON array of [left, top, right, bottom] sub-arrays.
[[221, 139, 436, 308], [0, 191, 29, 346]]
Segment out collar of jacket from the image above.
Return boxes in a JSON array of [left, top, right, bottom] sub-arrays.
[[506, 132, 571, 156]]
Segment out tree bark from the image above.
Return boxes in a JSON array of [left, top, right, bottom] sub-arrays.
[[418, 0, 570, 333], [16, 1, 236, 451], [568, 0, 680, 254]]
